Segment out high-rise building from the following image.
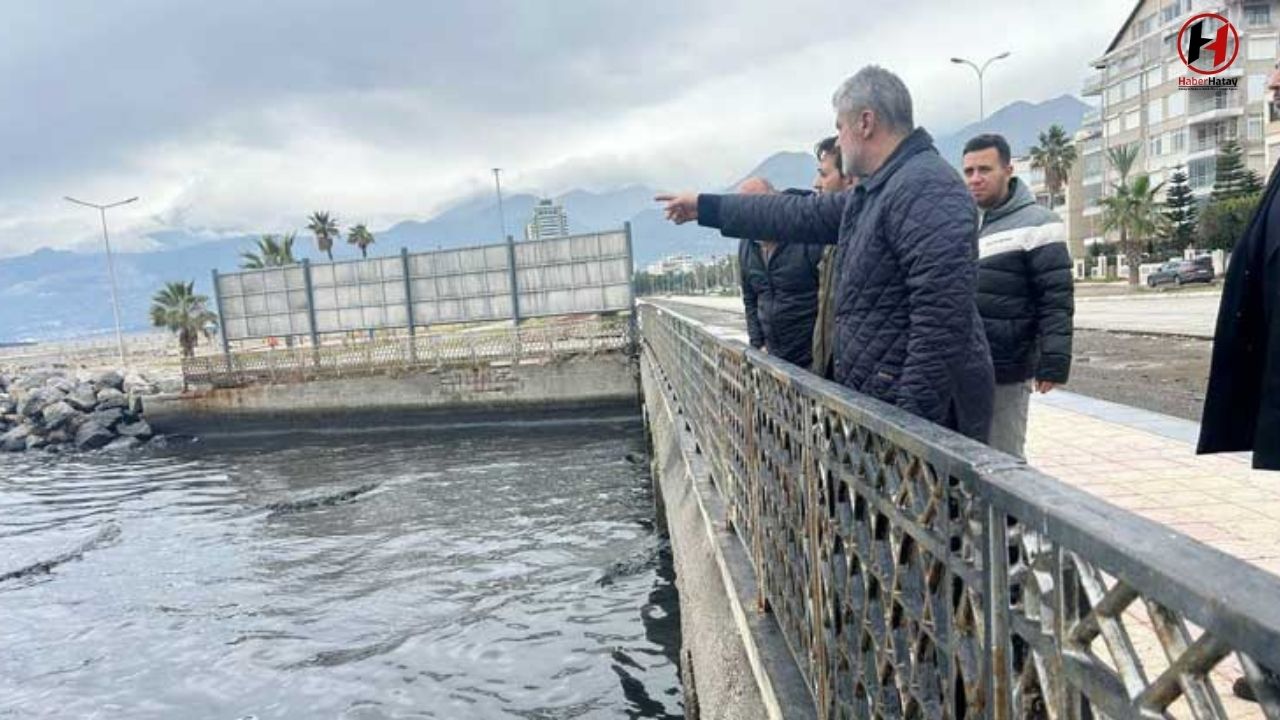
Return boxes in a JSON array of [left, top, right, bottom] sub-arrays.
[[1068, 0, 1279, 251], [524, 198, 569, 242]]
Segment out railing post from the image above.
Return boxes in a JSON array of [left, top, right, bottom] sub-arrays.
[[302, 259, 320, 365], [402, 247, 417, 364], [987, 504, 1014, 720]]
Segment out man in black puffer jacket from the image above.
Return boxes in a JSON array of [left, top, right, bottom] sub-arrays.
[[962, 134, 1074, 459], [736, 178, 825, 367], [658, 66, 994, 442]]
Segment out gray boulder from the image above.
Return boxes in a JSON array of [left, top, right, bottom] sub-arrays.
[[127, 393, 144, 416], [66, 384, 98, 411], [92, 370, 125, 391], [96, 388, 127, 410], [117, 420, 153, 440], [2, 425, 32, 452], [104, 436, 142, 453], [123, 373, 158, 396], [18, 387, 64, 418], [41, 401, 79, 431], [90, 407, 126, 430], [46, 429, 70, 445], [46, 376, 75, 394], [75, 421, 115, 451], [0, 394, 14, 415], [148, 434, 169, 449], [25, 434, 48, 451]]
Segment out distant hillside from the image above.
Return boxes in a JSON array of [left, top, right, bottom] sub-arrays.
[[0, 95, 1090, 342], [934, 94, 1091, 168]]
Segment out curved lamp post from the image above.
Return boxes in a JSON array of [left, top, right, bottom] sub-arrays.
[[951, 51, 1011, 122]]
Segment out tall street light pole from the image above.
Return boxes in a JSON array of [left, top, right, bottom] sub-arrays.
[[64, 195, 137, 368], [492, 168, 508, 244], [950, 51, 1011, 122]]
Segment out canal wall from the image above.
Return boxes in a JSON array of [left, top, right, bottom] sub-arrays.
[[147, 352, 638, 436], [641, 356, 814, 720]]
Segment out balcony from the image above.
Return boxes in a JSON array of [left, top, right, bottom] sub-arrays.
[[1187, 102, 1243, 126], [1083, 73, 1105, 97]]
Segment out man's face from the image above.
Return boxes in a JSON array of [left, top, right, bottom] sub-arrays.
[[813, 153, 848, 193], [836, 111, 868, 178], [962, 147, 1013, 210]]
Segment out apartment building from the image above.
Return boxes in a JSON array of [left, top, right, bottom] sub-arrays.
[[524, 198, 570, 242], [1069, 0, 1279, 251]]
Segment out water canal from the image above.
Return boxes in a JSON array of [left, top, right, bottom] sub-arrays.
[[0, 413, 682, 719]]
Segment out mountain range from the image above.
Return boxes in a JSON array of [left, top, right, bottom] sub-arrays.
[[0, 95, 1089, 342]]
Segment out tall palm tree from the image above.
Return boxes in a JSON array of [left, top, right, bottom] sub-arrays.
[[150, 281, 218, 359], [347, 224, 376, 258], [1029, 124, 1078, 210], [240, 232, 298, 269], [1101, 143, 1164, 286], [307, 211, 339, 261]]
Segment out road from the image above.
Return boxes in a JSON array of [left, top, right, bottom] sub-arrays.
[[648, 295, 1214, 422]]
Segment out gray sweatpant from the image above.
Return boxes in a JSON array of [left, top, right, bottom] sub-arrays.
[[989, 381, 1031, 460]]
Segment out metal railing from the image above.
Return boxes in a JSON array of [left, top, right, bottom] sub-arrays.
[[639, 303, 1280, 719], [183, 315, 632, 388]]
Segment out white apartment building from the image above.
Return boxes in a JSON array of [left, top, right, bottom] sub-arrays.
[[1070, 0, 1279, 250], [524, 198, 570, 242]]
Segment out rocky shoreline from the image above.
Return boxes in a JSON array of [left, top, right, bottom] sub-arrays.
[[0, 369, 175, 453]]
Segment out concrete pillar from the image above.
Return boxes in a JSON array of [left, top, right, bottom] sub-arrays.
[[211, 269, 231, 361], [1212, 249, 1226, 275], [1095, 255, 1108, 279], [1073, 259, 1086, 280], [302, 259, 320, 350], [506, 234, 521, 325], [402, 247, 416, 363]]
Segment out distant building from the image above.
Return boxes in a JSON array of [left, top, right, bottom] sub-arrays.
[[645, 254, 702, 276], [524, 198, 569, 241], [1011, 155, 1054, 208], [1068, 0, 1280, 254]]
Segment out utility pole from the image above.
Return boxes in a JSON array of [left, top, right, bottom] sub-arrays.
[[65, 195, 138, 368], [492, 168, 508, 244]]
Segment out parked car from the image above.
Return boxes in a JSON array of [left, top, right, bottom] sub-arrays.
[[1147, 257, 1215, 288]]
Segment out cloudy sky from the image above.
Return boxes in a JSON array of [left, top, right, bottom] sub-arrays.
[[0, 0, 1132, 257]]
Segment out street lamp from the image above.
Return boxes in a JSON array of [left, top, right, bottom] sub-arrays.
[[492, 168, 508, 244], [950, 51, 1011, 122], [64, 195, 137, 368]]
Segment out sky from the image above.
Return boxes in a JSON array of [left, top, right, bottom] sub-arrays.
[[0, 0, 1134, 257]]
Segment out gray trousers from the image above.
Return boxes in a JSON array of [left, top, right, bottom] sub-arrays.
[[989, 381, 1031, 460]]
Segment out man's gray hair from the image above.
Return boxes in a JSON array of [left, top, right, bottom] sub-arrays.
[[832, 65, 914, 135]]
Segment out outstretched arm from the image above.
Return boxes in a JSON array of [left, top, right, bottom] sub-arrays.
[[657, 190, 847, 245]]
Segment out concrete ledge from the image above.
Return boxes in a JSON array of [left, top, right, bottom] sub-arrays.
[[642, 356, 815, 720], [147, 353, 638, 436]]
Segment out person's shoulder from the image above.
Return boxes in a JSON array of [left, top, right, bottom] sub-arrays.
[[1008, 202, 1064, 230]]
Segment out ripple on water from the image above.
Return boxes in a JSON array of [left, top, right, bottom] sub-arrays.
[[0, 419, 682, 718]]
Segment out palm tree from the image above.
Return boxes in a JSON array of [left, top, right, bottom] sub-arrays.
[[1029, 124, 1078, 210], [150, 281, 218, 359], [347, 224, 376, 258], [240, 232, 297, 269], [307, 211, 339, 261], [1100, 144, 1165, 286]]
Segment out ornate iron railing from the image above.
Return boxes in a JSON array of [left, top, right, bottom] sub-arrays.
[[639, 302, 1280, 720], [183, 315, 632, 388]]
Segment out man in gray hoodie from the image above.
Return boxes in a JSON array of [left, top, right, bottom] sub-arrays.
[[962, 133, 1074, 459]]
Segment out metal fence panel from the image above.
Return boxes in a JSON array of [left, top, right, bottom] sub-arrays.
[[214, 229, 633, 341], [639, 302, 1280, 720]]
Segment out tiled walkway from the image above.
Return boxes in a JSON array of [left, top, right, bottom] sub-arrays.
[[1029, 391, 1280, 578]]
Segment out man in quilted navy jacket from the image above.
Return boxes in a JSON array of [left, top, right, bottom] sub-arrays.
[[657, 65, 994, 442], [962, 134, 1074, 459]]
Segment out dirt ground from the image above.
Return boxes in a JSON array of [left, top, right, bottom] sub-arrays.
[[1067, 328, 1211, 422]]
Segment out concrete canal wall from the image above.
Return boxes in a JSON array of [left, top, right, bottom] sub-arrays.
[[147, 352, 638, 436]]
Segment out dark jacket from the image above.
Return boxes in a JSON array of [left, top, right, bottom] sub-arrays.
[[739, 236, 824, 367], [1198, 163, 1280, 469], [811, 245, 839, 379], [976, 177, 1074, 385], [698, 129, 994, 442]]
